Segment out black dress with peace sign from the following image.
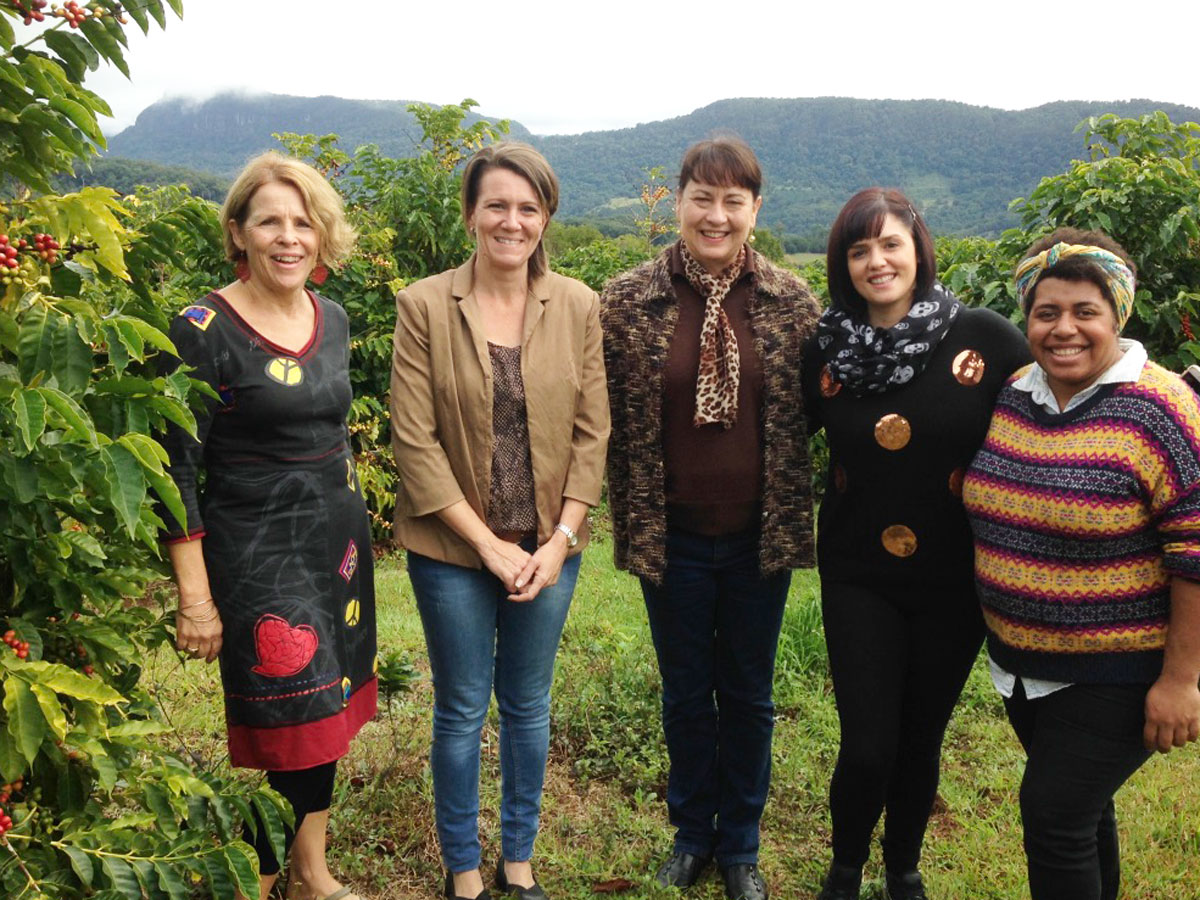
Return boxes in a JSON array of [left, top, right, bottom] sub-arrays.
[[159, 291, 377, 771]]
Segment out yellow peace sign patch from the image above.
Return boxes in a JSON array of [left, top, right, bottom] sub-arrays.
[[265, 356, 304, 386], [344, 598, 361, 627]]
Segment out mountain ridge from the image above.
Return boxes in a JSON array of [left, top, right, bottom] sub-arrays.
[[106, 93, 1200, 236]]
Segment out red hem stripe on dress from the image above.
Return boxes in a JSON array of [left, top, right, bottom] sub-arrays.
[[227, 676, 378, 771]]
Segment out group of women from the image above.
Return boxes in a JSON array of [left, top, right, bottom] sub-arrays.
[[160, 134, 1200, 900]]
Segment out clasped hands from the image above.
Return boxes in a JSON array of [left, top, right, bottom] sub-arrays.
[[479, 532, 569, 602]]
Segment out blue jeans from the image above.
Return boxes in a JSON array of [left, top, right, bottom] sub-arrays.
[[640, 527, 791, 866], [409, 548, 580, 873]]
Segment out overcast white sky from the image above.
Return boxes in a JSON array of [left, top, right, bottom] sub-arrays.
[[82, 0, 1200, 137]]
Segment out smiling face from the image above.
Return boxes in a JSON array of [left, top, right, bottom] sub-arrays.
[[847, 213, 919, 327], [467, 167, 548, 277], [676, 180, 762, 275], [229, 180, 319, 300], [1026, 276, 1123, 407]]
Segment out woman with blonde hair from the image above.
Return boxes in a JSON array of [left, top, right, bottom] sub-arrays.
[[391, 141, 609, 900], [161, 151, 374, 900]]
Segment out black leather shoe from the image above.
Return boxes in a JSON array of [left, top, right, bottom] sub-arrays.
[[816, 862, 861, 900], [885, 870, 928, 900], [655, 851, 712, 888], [495, 859, 549, 900], [444, 871, 492, 900], [720, 863, 768, 900]]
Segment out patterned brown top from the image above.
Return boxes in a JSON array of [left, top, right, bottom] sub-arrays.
[[486, 342, 537, 534], [601, 242, 821, 584]]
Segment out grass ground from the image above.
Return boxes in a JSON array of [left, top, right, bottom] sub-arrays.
[[150, 537, 1200, 899]]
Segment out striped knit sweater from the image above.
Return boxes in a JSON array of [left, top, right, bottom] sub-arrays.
[[963, 361, 1200, 683]]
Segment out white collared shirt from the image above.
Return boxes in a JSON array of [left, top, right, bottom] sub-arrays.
[[989, 338, 1147, 699]]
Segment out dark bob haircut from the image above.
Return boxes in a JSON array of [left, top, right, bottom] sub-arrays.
[[826, 187, 936, 317], [678, 137, 763, 198], [1018, 226, 1137, 315]]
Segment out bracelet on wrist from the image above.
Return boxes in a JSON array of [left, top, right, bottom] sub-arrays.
[[178, 602, 219, 623]]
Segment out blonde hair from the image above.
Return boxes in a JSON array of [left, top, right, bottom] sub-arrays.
[[460, 142, 559, 281], [220, 151, 356, 267]]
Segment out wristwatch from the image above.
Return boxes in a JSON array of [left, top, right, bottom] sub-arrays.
[[554, 522, 578, 548]]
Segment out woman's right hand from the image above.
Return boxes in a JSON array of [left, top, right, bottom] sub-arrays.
[[167, 541, 223, 663], [175, 604, 223, 664], [477, 537, 533, 594]]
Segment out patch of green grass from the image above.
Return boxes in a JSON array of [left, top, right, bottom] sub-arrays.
[[151, 547, 1200, 899]]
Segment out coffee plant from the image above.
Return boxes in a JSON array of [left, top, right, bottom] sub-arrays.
[[0, 4, 290, 898], [938, 113, 1200, 369]]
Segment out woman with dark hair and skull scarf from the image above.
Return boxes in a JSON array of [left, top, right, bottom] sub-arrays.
[[802, 188, 1028, 900]]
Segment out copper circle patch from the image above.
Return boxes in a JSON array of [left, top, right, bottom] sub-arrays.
[[952, 349, 986, 386], [948, 468, 965, 497], [820, 364, 842, 398], [881, 525, 918, 557], [874, 414, 912, 450], [833, 464, 847, 493]]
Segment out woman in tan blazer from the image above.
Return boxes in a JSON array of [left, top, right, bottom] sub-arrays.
[[390, 142, 609, 900]]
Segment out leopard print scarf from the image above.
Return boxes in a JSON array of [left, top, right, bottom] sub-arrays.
[[681, 242, 747, 428]]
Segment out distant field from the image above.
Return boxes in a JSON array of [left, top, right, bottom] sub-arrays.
[[152, 545, 1200, 899], [786, 251, 824, 266]]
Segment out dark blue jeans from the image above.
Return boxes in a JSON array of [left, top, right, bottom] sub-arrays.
[[640, 526, 791, 866]]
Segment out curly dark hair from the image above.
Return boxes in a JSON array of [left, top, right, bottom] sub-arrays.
[[1018, 227, 1137, 314]]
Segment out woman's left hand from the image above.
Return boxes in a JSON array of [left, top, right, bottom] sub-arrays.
[[1145, 576, 1200, 752], [507, 534, 569, 603], [1144, 674, 1200, 753]]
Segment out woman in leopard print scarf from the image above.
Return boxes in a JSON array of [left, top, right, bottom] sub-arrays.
[[601, 138, 821, 900]]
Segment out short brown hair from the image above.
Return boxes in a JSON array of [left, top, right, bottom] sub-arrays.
[[678, 137, 763, 197], [461, 142, 559, 281], [1018, 226, 1136, 314], [220, 151, 355, 267], [826, 187, 936, 316]]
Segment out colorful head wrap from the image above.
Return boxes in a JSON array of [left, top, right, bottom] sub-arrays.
[[1014, 242, 1136, 332]]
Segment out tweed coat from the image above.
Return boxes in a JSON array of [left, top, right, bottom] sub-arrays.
[[600, 243, 820, 585]]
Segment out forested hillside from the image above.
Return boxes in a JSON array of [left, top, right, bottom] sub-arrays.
[[107, 93, 1200, 238], [107, 92, 531, 175]]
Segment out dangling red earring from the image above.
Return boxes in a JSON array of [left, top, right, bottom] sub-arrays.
[[235, 256, 251, 283], [310, 265, 329, 286]]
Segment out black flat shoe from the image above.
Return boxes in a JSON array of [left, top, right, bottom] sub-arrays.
[[720, 863, 768, 900], [444, 871, 491, 900], [655, 850, 712, 888], [495, 860, 548, 900], [885, 870, 928, 900], [816, 862, 862, 900]]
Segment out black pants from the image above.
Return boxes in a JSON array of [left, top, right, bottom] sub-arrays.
[[1003, 682, 1152, 900], [822, 580, 984, 873], [247, 761, 338, 877]]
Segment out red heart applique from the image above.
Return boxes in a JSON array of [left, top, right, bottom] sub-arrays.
[[251, 614, 318, 678]]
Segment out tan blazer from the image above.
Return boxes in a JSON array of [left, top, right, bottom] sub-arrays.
[[390, 257, 610, 568]]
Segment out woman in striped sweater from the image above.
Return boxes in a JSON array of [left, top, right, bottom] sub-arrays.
[[963, 227, 1200, 900]]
